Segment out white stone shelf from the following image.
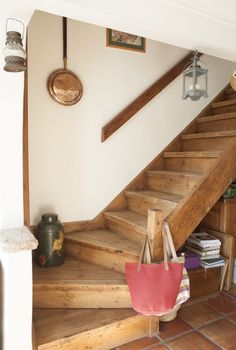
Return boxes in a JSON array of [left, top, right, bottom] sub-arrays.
[[0, 226, 38, 253]]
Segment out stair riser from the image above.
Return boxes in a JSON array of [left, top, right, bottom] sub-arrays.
[[197, 118, 236, 132], [34, 285, 131, 308], [211, 103, 236, 115], [182, 136, 236, 151], [146, 172, 199, 196], [127, 196, 176, 217], [37, 315, 159, 350], [165, 157, 216, 172], [106, 218, 145, 245], [65, 241, 138, 273]]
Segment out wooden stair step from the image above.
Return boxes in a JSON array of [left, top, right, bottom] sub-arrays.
[[125, 189, 182, 216], [181, 130, 236, 151], [164, 151, 222, 158], [33, 258, 131, 308], [224, 90, 236, 100], [197, 112, 236, 124], [104, 210, 147, 245], [211, 98, 236, 115], [196, 112, 236, 132], [65, 229, 140, 273], [225, 87, 235, 95], [211, 98, 236, 108], [181, 130, 236, 140], [126, 189, 182, 202], [33, 308, 159, 350], [164, 151, 220, 172], [146, 169, 201, 195]]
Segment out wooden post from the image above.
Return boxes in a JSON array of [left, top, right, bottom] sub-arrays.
[[147, 316, 159, 337], [147, 209, 164, 261]]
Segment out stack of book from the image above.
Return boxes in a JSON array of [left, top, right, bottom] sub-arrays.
[[200, 256, 225, 269], [186, 232, 225, 269]]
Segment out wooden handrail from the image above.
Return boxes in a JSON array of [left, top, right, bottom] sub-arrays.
[[101, 51, 200, 142]]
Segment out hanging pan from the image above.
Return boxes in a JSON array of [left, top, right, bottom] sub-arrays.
[[48, 17, 83, 106]]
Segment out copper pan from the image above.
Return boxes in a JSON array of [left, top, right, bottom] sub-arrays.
[[47, 17, 83, 106]]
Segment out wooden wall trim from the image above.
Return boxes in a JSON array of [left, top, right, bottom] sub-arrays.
[[101, 51, 199, 142], [23, 52, 30, 227]]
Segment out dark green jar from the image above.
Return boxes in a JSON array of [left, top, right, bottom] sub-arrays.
[[35, 213, 64, 267]]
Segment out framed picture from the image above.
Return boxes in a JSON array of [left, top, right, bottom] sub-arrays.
[[106, 28, 146, 53]]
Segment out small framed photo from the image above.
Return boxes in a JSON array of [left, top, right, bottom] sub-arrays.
[[106, 28, 146, 53]]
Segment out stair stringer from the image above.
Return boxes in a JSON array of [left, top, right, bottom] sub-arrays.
[[154, 137, 236, 257]]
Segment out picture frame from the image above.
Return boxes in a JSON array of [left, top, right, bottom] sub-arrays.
[[106, 28, 146, 53]]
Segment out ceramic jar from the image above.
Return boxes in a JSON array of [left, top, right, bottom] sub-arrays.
[[35, 213, 64, 267]]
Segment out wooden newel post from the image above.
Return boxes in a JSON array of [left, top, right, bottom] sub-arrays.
[[147, 209, 164, 261]]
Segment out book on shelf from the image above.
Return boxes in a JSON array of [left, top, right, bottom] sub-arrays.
[[200, 256, 225, 269], [186, 241, 221, 251], [187, 232, 221, 248], [185, 245, 220, 257], [200, 254, 221, 260], [190, 232, 221, 244]]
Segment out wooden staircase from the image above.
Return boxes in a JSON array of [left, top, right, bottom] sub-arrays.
[[33, 85, 236, 349]]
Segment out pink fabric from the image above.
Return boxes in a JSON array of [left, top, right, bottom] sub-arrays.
[[125, 261, 183, 316]]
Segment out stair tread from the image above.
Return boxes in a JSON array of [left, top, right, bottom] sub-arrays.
[[125, 189, 183, 203], [65, 229, 140, 257], [147, 169, 202, 177], [181, 130, 236, 140], [212, 98, 236, 108], [104, 210, 147, 235], [164, 151, 222, 158], [33, 257, 126, 285], [197, 112, 236, 123], [34, 308, 138, 347]]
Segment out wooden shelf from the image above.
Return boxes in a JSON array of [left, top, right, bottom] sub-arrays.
[[188, 267, 221, 298]]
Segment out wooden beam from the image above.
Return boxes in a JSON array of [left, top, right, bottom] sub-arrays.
[[101, 52, 200, 142]]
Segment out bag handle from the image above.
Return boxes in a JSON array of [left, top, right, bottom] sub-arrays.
[[138, 229, 169, 271], [163, 221, 178, 261], [137, 235, 152, 271], [161, 225, 169, 271], [137, 221, 177, 271]]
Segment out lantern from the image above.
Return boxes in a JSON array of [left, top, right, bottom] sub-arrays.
[[182, 50, 208, 101], [3, 18, 26, 72]]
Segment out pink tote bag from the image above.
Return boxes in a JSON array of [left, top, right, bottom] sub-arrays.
[[125, 221, 184, 316]]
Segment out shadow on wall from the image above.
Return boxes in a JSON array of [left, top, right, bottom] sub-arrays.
[[0, 259, 3, 350]]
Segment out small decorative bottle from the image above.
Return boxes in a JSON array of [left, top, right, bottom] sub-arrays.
[[35, 213, 64, 267]]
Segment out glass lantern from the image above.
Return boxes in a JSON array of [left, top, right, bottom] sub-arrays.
[[3, 18, 26, 72], [182, 50, 208, 101]]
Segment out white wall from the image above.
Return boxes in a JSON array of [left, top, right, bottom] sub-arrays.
[[28, 10, 236, 225]]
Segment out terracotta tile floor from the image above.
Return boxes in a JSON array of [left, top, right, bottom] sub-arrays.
[[113, 284, 236, 350]]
